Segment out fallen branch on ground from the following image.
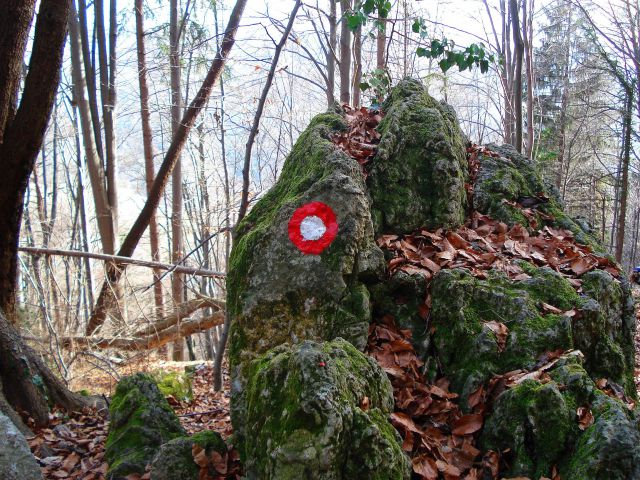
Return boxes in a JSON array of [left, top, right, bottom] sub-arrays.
[[25, 312, 225, 351]]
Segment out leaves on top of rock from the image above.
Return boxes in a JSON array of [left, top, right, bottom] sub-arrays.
[[332, 104, 383, 169]]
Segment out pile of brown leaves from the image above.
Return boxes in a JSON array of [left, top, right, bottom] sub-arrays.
[[379, 212, 619, 290], [332, 104, 383, 169], [28, 364, 240, 480], [367, 317, 495, 479], [174, 364, 233, 438], [28, 407, 108, 480]]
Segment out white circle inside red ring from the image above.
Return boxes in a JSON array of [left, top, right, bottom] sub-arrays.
[[288, 202, 338, 255], [299, 215, 327, 240]]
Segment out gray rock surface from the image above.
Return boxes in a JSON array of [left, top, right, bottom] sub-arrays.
[[0, 412, 42, 480]]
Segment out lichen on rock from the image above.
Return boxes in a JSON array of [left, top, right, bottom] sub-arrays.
[[367, 78, 469, 235], [241, 338, 410, 479], [105, 373, 186, 479]]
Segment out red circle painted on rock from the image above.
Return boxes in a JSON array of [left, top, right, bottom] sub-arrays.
[[288, 202, 338, 254]]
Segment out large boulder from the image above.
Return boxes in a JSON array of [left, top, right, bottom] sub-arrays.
[[241, 338, 410, 479], [481, 354, 640, 479], [0, 412, 42, 480], [228, 111, 385, 445], [367, 78, 469, 234], [105, 373, 186, 479]]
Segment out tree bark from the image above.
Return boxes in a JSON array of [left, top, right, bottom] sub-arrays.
[[326, 0, 337, 106], [169, 0, 186, 361], [68, 0, 116, 256], [86, 0, 248, 335], [135, 0, 164, 319], [510, 0, 524, 152], [236, 0, 302, 224], [352, 25, 362, 107], [31, 312, 224, 352], [1, 309, 90, 427], [339, 0, 352, 104], [0, 0, 70, 320], [615, 87, 633, 263]]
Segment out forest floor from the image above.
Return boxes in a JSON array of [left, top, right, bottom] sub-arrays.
[[26, 284, 640, 480]]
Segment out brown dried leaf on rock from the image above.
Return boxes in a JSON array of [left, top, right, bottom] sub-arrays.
[[484, 321, 509, 353], [577, 405, 594, 430]]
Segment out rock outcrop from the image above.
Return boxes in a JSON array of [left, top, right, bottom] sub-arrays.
[[368, 79, 468, 234], [227, 78, 640, 479], [0, 412, 42, 480], [105, 373, 185, 479], [227, 111, 386, 451], [242, 338, 409, 479]]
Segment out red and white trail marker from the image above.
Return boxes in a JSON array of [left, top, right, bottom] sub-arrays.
[[288, 202, 338, 255]]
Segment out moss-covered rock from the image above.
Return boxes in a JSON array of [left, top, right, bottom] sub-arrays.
[[481, 355, 640, 479], [151, 370, 193, 403], [473, 143, 601, 249], [430, 267, 576, 400], [228, 110, 385, 446], [429, 265, 636, 401], [576, 270, 637, 396], [242, 338, 410, 479], [367, 78, 468, 234], [105, 373, 186, 479], [149, 430, 227, 480]]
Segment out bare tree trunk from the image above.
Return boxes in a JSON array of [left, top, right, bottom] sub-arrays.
[[327, 0, 337, 106], [135, 0, 164, 322], [236, 0, 302, 223], [339, 0, 352, 104], [0, 0, 92, 426], [94, 0, 119, 242], [510, 0, 524, 152], [615, 87, 633, 263], [523, 0, 535, 158], [68, 1, 116, 256], [86, 0, 248, 336], [352, 25, 362, 107], [0, 0, 69, 320], [169, 0, 185, 361]]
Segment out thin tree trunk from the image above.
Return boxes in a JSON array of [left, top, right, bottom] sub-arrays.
[[352, 25, 362, 107], [523, 0, 535, 158], [236, 0, 302, 223], [510, 0, 524, 152], [68, 1, 116, 256], [327, 0, 337, 106], [87, 0, 248, 335], [135, 0, 164, 321], [339, 0, 352, 104], [615, 87, 633, 263], [170, 0, 185, 361]]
